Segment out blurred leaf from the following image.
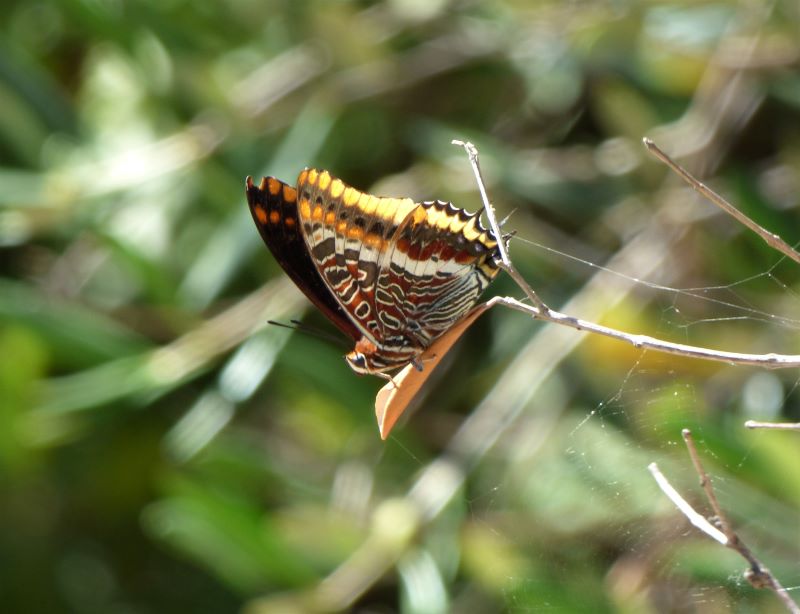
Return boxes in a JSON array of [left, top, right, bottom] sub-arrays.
[[0, 279, 150, 369], [0, 325, 47, 470], [142, 477, 319, 593]]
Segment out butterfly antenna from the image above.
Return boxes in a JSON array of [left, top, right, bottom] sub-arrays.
[[498, 208, 516, 227], [266, 319, 296, 331], [477, 203, 516, 234], [267, 319, 348, 349]]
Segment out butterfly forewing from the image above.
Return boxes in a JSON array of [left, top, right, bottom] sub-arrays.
[[296, 169, 418, 349], [245, 176, 361, 342]]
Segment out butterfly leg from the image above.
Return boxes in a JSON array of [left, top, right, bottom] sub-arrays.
[[373, 370, 400, 388]]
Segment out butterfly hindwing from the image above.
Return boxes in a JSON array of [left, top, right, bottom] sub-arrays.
[[381, 199, 499, 347]]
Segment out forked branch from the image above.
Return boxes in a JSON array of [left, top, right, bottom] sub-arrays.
[[649, 431, 799, 613], [451, 139, 549, 315]]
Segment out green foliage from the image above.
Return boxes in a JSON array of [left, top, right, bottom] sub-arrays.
[[1, 1, 798, 612]]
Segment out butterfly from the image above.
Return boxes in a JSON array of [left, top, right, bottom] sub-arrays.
[[245, 168, 500, 381]]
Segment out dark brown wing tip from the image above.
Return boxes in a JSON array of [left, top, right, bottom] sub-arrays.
[[245, 177, 275, 208], [245, 176, 261, 207], [245, 176, 272, 192]]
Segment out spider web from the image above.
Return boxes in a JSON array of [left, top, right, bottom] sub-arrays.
[[419, 227, 800, 612]]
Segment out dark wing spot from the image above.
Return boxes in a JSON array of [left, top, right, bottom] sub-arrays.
[[311, 237, 336, 261], [354, 301, 371, 318]]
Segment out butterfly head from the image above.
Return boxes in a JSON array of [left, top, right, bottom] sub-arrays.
[[345, 350, 372, 375], [345, 337, 386, 375], [345, 336, 420, 375]]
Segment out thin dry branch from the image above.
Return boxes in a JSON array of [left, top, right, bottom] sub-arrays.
[[650, 430, 799, 613], [492, 296, 800, 368], [451, 139, 550, 315], [682, 430, 738, 543], [643, 138, 800, 267], [745, 420, 800, 430], [647, 462, 727, 544], [450, 140, 800, 370]]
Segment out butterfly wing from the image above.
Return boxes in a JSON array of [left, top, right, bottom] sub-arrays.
[[377, 199, 500, 348], [246, 175, 361, 342], [295, 168, 418, 348], [375, 302, 493, 439]]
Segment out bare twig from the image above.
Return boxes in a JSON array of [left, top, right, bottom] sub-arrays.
[[647, 462, 727, 544], [643, 138, 800, 267], [492, 295, 800, 369], [681, 430, 733, 539], [745, 420, 800, 430], [648, 430, 800, 613], [451, 139, 550, 316]]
